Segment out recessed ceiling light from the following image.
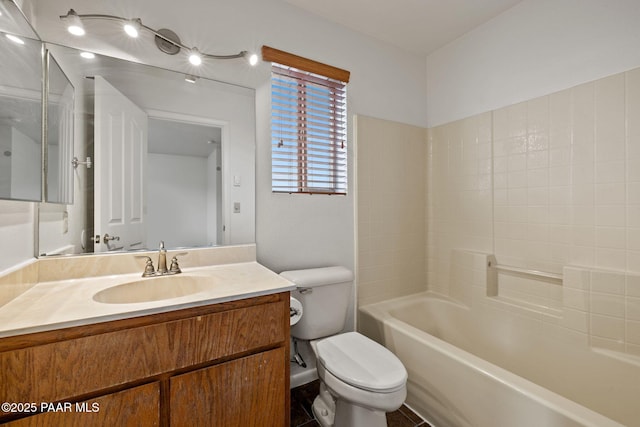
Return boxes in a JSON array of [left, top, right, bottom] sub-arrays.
[[80, 51, 95, 59]]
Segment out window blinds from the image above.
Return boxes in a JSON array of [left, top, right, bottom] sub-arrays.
[[266, 50, 348, 195]]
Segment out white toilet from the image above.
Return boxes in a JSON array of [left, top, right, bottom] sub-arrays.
[[282, 266, 407, 427]]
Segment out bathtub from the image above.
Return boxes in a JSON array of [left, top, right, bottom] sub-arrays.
[[359, 292, 640, 427]]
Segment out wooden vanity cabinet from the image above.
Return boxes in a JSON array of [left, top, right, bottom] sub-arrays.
[[0, 292, 290, 426]]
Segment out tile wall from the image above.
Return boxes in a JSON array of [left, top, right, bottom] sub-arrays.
[[426, 67, 640, 359], [356, 66, 640, 348], [426, 112, 493, 295], [448, 250, 640, 359], [562, 267, 640, 356], [356, 115, 428, 306], [428, 67, 640, 294]]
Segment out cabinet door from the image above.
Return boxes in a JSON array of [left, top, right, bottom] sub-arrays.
[[5, 382, 160, 427], [170, 348, 286, 427]]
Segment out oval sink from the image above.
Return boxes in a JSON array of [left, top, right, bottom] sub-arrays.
[[93, 274, 213, 304]]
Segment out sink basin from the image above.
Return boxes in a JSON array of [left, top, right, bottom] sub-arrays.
[[93, 274, 213, 304]]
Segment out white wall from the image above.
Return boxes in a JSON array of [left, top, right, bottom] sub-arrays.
[[10, 127, 40, 201], [427, 0, 640, 127], [147, 153, 209, 248], [0, 200, 33, 272]]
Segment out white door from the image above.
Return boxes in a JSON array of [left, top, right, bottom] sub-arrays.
[[94, 76, 148, 252]]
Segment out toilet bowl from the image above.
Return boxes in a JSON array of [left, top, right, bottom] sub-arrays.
[[281, 267, 408, 427], [310, 332, 407, 427]]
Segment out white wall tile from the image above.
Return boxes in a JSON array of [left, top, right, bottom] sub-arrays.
[[591, 313, 625, 341], [590, 292, 625, 317], [422, 67, 640, 360], [591, 270, 625, 294]]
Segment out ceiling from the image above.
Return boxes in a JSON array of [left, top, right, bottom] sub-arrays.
[[148, 118, 221, 158], [285, 0, 524, 55]]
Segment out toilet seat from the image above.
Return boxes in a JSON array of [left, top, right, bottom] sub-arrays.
[[315, 332, 407, 393]]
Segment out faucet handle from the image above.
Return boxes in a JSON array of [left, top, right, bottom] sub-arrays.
[[169, 257, 181, 274], [169, 252, 188, 274], [135, 255, 156, 277]]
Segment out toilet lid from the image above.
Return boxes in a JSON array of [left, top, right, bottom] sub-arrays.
[[315, 332, 407, 392]]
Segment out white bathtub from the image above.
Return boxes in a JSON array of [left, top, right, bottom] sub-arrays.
[[359, 292, 640, 427]]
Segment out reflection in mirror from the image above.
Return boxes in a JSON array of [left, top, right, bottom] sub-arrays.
[[147, 118, 224, 249], [38, 43, 256, 256], [0, 1, 38, 40], [0, 32, 42, 201], [46, 52, 74, 204]]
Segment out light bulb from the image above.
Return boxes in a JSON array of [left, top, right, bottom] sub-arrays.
[[123, 19, 140, 38], [5, 34, 25, 45], [68, 25, 85, 36], [248, 53, 259, 66], [188, 49, 202, 66], [80, 51, 95, 59]]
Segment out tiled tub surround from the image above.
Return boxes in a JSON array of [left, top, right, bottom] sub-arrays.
[[360, 251, 640, 427], [427, 67, 640, 300], [356, 115, 428, 306], [0, 244, 295, 337]]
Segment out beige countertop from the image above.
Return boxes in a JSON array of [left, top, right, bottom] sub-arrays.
[[0, 256, 295, 338]]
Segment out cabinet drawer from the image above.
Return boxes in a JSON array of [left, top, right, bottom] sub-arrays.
[[0, 300, 285, 405], [4, 382, 160, 427]]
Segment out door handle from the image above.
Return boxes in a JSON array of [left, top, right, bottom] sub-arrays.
[[103, 233, 121, 244]]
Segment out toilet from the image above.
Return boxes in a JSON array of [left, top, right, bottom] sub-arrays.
[[281, 267, 407, 427]]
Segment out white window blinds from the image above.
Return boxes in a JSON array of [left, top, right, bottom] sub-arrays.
[[265, 48, 348, 195]]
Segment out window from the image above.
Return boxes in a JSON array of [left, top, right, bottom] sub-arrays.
[[263, 46, 349, 195]]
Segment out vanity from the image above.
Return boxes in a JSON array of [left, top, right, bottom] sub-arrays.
[[0, 245, 295, 426]]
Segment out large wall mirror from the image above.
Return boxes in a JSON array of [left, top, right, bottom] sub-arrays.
[[38, 43, 256, 256], [0, 0, 42, 202]]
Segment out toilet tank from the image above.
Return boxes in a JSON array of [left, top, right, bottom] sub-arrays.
[[281, 266, 354, 340]]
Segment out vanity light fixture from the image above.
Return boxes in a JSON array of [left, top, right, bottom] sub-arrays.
[[63, 9, 85, 36], [59, 9, 258, 67]]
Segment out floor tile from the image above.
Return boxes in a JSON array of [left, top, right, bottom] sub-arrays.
[[291, 380, 430, 427]]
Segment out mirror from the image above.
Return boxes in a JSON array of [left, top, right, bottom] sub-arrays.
[[46, 52, 74, 204], [0, 0, 42, 202], [38, 43, 256, 256]]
